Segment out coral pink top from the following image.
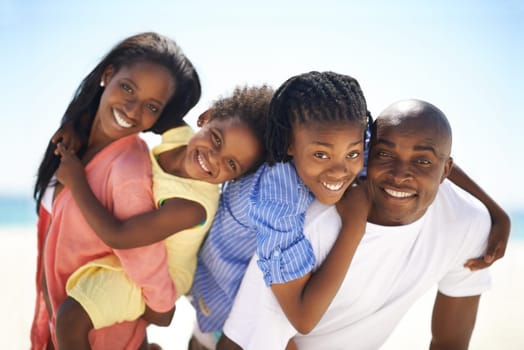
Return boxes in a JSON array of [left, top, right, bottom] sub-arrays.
[[30, 134, 176, 349]]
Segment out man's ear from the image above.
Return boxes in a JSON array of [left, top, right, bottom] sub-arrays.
[[440, 157, 454, 183], [101, 65, 115, 87], [197, 109, 212, 127]]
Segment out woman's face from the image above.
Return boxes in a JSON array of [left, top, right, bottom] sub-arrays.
[[92, 62, 175, 145]]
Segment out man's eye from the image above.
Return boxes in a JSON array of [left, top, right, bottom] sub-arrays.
[[417, 159, 431, 166], [347, 151, 360, 159], [378, 151, 391, 158], [146, 104, 159, 113], [228, 159, 237, 171], [121, 83, 133, 93], [314, 152, 328, 159]]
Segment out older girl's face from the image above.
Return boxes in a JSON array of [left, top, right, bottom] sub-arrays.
[[92, 62, 175, 145], [287, 121, 365, 205]]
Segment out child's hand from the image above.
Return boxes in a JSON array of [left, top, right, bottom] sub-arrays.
[[55, 142, 86, 189], [142, 304, 176, 327], [464, 210, 510, 271], [51, 123, 82, 156], [335, 179, 370, 237]]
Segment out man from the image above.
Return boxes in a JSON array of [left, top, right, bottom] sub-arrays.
[[222, 99, 492, 350]]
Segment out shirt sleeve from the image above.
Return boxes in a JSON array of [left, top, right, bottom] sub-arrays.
[[438, 193, 492, 297], [110, 150, 176, 312], [249, 163, 315, 286]]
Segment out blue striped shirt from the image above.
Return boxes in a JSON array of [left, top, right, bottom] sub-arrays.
[[190, 161, 315, 332]]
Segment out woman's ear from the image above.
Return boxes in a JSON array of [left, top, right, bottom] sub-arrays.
[[100, 65, 115, 87], [197, 109, 213, 127]]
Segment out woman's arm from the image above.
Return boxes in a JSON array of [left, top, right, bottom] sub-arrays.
[[270, 183, 369, 334], [55, 142, 205, 249], [448, 163, 511, 270]]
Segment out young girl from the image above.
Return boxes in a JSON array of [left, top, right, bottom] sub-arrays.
[[190, 71, 510, 350], [191, 71, 370, 349], [31, 32, 202, 350], [53, 85, 273, 349]]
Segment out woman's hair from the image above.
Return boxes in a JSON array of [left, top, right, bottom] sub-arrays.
[[266, 71, 369, 165], [34, 32, 201, 210], [208, 85, 273, 173]]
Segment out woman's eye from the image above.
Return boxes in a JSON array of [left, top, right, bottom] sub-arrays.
[[121, 83, 133, 93], [228, 159, 237, 171], [146, 104, 159, 113], [347, 151, 360, 159], [314, 152, 328, 159]]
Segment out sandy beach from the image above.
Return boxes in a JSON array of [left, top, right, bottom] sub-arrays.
[[4, 227, 523, 349]]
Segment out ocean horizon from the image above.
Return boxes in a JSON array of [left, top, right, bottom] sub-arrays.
[[1, 194, 523, 240]]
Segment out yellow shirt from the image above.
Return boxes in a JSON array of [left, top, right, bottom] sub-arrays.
[[151, 125, 220, 297]]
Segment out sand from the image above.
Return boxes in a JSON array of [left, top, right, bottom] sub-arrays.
[[3, 227, 523, 349]]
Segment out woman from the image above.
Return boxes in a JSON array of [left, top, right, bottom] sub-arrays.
[[31, 32, 201, 349]]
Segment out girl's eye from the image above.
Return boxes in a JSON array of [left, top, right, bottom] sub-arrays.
[[212, 132, 222, 146], [314, 152, 328, 159], [346, 151, 360, 159], [146, 104, 159, 113], [120, 83, 133, 93], [228, 159, 237, 171]]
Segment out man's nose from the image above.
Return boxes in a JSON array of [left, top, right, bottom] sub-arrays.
[[390, 160, 413, 183]]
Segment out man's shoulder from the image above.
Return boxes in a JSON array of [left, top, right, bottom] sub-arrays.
[[437, 180, 489, 216], [431, 180, 491, 235]]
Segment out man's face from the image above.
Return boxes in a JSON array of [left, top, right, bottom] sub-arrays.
[[367, 117, 452, 226]]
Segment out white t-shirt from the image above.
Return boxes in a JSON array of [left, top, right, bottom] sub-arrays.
[[223, 180, 492, 350]]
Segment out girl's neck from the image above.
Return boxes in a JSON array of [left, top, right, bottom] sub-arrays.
[[157, 145, 192, 179]]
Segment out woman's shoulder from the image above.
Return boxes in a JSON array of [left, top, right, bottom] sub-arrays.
[[110, 136, 152, 176]]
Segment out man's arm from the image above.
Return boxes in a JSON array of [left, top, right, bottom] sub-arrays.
[[430, 291, 480, 350]]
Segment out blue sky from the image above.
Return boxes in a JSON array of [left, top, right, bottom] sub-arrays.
[[1, 0, 523, 209]]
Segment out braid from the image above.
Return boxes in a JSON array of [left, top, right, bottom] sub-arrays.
[[266, 71, 368, 165]]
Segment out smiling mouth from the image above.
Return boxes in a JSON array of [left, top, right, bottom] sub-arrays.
[[383, 188, 416, 198], [321, 181, 345, 192], [113, 109, 134, 128], [197, 152, 211, 174]]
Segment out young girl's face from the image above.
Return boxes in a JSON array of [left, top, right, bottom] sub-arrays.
[[287, 121, 365, 205], [185, 116, 262, 184], [93, 62, 175, 144]]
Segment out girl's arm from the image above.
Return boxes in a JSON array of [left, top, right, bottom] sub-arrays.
[[270, 182, 369, 334], [51, 121, 83, 155], [448, 163, 511, 270], [55, 143, 205, 249]]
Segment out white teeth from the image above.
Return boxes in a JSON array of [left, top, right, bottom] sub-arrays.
[[197, 153, 210, 173], [113, 109, 133, 128], [384, 188, 414, 198], [322, 182, 344, 191]]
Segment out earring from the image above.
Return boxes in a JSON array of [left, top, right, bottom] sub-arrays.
[[197, 119, 203, 127], [100, 80, 105, 87]]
